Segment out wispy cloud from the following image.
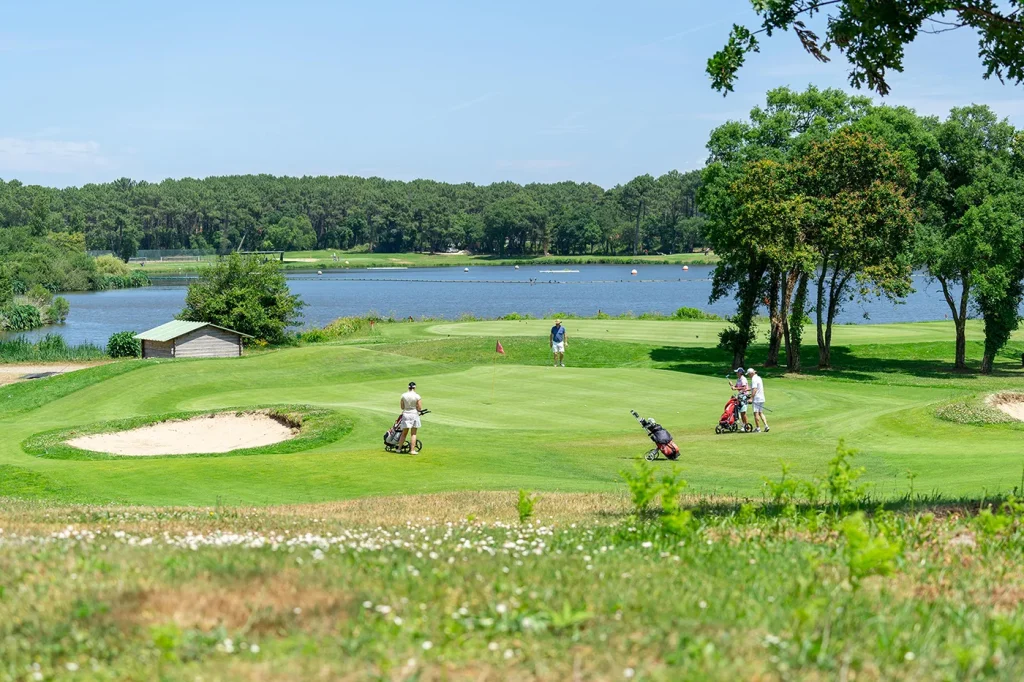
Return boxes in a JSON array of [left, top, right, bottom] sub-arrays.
[[0, 38, 82, 52], [0, 137, 109, 173], [634, 21, 729, 51], [539, 111, 588, 136], [496, 159, 575, 171], [447, 92, 498, 114]]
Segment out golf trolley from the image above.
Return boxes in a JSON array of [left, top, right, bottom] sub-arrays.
[[715, 392, 753, 434], [384, 409, 429, 453], [631, 410, 680, 461]]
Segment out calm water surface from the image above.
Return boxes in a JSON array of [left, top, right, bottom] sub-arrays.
[[6, 265, 995, 346]]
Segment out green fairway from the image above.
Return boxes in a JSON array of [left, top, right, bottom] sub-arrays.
[[1, 319, 1022, 506]]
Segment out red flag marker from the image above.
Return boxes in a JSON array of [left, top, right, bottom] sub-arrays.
[[495, 340, 505, 354]]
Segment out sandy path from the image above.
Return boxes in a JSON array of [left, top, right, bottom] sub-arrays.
[[0, 363, 105, 386], [67, 413, 296, 456]]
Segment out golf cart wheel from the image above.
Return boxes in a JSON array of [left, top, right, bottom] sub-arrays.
[[714, 425, 723, 435], [744, 423, 754, 433], [730, 423, 738, 433], [644, 448, 659, 462]]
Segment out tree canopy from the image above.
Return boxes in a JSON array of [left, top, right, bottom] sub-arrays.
[[708, 1, 1024, 96], [0, 171, 707, 260]]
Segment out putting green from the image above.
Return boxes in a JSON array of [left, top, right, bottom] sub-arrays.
[[1, 324, 1022, 506]]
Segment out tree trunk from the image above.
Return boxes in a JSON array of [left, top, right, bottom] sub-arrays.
[[820, 271, 852, 370], [937, 275, 970, 370], [981, 350, 995, 374], [765, 270, 782, 367], [785, 272, 809, 373], [815, 257, 829, 369], [728, 263, 766, 369]]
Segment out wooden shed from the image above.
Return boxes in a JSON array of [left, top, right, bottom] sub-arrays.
[[134, 321, 251, 359]]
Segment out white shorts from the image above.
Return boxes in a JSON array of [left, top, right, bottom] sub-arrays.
[[552, 341, 565, 353], [752, 402, 766, 414], [400, 413, 421, 429]]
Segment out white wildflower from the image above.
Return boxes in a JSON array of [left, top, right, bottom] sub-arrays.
[[422, 641, 433, 650]]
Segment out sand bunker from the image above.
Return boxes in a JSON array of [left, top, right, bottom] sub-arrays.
[[67, 412, 297, 456], [987, 394, 1024, 422]]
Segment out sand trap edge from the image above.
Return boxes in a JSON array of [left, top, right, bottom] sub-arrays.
[[23, 406, 352, 461], [65, 411, 300, 457], [987, 393, 1024, 423]]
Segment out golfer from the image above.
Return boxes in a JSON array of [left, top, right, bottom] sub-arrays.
[[397, 381, 423, 454], [550, 319, 567, 367], [730, 367, 750, 430], [747, 368, 769, 433]]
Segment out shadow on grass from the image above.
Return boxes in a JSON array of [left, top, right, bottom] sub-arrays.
[[650, 341, 1024, 382], [595, 490, 1021, 521]]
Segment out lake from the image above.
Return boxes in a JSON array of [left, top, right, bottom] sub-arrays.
[[5, 264, 996, 346]]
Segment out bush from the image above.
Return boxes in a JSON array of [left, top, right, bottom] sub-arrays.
[[100, 271, 150, 290], [46, 296, 70, 324], [36, 333, 69, 356], [1, 304, 43, 332], [499, 312, 534, 321], [179, 254, 304, 344], [107, 331, 142, 358], [94, 254, 131, 276], [674, 306, 721, 321], [26, 284, 52, 306]]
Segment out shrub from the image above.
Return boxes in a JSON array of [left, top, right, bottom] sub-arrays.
[[827, 440, 869, 508], [179, 254, 304, 344], [36, 333, 69, 356], [100, 271, 150, 290], [26, 284, 52, 306], [46, 296, 70, 324], [499, 312, 534, 321], [840, 512, 903, 583], [299, 328, 329, 343], [1, 304, 42, 332], [674, 306, 720, 321], [94, 254, 131, 276], [516, 490, 536, 525], [107, 331, 141, 358]]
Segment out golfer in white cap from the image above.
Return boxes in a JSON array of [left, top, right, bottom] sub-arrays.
[[747, 367, 769, 432], [730, 367, 750, 431], [550, 319, 567, 367]]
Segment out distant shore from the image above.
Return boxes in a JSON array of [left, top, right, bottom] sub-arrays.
[[129, 251, 718, 274]]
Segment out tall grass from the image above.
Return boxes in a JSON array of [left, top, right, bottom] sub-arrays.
[[0, 334, 106, 362]]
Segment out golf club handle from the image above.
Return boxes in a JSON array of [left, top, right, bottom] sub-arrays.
[[419, 409, 431, 415]]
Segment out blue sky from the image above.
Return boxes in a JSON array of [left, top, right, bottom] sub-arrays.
[[3, 0, 1023, 189]]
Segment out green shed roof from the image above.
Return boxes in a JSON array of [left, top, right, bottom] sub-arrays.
[[134, 320, 252, 342]]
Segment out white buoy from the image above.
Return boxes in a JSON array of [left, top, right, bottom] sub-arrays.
[[317, 270, 323, 276], [464, 267, 470, 272], [514, 265, 519, 270], [631, 269, 638, 276], [683, 265, 689, 271]]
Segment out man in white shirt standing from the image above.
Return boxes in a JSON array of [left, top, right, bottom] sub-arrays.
[[398, 381, 423, 454], [747, 368, 769, 433]]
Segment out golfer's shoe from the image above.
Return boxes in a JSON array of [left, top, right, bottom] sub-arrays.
[[754, 428, 761, 433], [764, 427, 770, 433], [560, 363, 565, 367]]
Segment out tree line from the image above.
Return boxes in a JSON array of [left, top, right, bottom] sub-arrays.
[[702, 86, 1024, 374], [0, 171, 706, 260]]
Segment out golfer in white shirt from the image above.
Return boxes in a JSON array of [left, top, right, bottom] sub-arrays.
[[747, 368, 769, 433], [398, 381, 423, 454]]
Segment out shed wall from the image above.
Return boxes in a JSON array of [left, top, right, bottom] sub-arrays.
[[143, 340, 174, 359], [173, 327, 242, 358]]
